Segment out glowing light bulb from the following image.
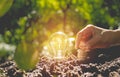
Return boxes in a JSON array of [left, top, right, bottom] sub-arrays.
[[49, 32, 68, 59]]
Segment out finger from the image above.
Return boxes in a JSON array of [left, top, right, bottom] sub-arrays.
[[75, 31, 82, 49], [75, 25, 94, 49], [78, 26, 93, 48], [80, 25, 93, 41], [86, 35, 101, 49]]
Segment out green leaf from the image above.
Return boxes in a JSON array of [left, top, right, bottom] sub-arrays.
[[14, 40, 39, 71], [0, 0, 13, 17]]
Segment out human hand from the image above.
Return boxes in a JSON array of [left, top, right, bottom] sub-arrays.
[[75, 24, 115, 51]]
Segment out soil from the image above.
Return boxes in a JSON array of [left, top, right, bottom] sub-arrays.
[[0, 45, 120, 77]]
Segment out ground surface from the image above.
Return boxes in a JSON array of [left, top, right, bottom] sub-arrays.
[[0, 45, 120, 77]]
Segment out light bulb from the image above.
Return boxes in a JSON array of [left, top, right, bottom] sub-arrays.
[[49, 32, 68, 59]]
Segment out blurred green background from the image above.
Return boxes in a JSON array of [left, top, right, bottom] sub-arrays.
[[0, 0, 120, 59]]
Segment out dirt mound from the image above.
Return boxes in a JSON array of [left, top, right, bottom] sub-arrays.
[[0, 45, 120, 77]]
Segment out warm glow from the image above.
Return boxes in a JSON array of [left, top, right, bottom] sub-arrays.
[[42, 32, 75, 59], [48, 32, 68, 59]]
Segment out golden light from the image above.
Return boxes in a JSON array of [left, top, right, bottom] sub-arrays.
[[48, 32, 68, 59], [42, 32, 76, 60], [42, 31, 88, 61]]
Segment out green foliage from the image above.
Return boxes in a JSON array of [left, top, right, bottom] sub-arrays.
[[1, 0, 120, 45], [0, 0, 13, 17], [0, 35, 15, 58], [0, 0, 37, 44], [14, 40, 39, 71], [0, 42, 15, 58]]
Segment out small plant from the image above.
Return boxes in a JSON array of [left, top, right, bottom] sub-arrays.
[[14, 40, 39, 71]]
